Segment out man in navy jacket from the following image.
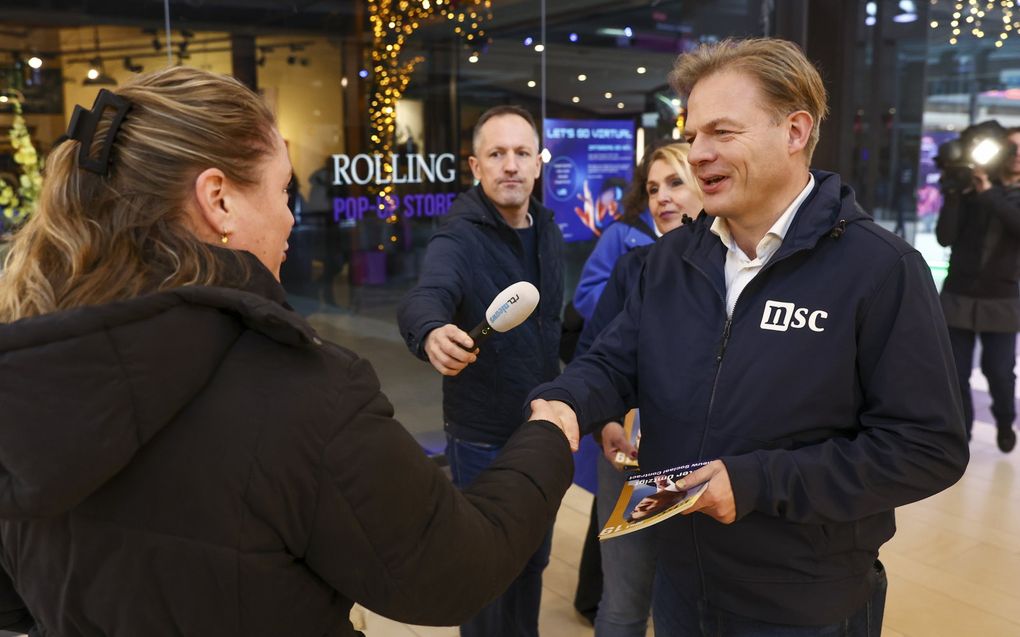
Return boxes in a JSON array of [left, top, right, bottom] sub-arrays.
[[529, 38, 969, 635], [397, 105, 564, 637]]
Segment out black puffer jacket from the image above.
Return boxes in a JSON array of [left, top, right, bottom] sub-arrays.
[[0, 255, 572, 636]]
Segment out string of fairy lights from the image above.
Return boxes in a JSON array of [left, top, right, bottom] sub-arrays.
[[930, 0, 1019, 47], [367, 0, 491, 222]]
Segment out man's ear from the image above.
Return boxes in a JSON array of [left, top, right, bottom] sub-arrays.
[[787, 110, 814, 156], [468, 155, 481, 182], [192, 167, 230, 238]]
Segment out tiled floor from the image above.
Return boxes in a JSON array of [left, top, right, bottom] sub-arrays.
[[301, 302, 1020, 637]]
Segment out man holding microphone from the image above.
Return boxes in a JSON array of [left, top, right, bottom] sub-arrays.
[[397, 105, 565, 637]]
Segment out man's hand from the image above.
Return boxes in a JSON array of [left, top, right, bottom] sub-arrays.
[[424, 324, 477, 376], [678, 460, 736, 524], [529, 399, 580, 451], [600, 421, 637, 470]]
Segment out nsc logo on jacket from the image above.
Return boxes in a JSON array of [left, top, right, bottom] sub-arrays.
[[760, 300, 828, 333]]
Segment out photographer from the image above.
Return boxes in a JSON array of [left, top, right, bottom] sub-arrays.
[[936, 125, 1020, 453]]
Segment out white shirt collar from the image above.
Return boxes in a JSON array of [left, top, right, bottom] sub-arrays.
[[709, 173, 815, 262]]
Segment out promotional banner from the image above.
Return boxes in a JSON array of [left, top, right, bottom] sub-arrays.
[[543, 119, 635, 242]]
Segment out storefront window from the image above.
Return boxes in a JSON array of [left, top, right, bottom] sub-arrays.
[[1, 1, 959, 320]]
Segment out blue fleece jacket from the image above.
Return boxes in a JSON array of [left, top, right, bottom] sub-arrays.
[[572, 211, 657, 321], [530, 171, 969, 625]]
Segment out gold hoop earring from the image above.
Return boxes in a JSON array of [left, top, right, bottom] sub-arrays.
[[220, 233, 229, 244]]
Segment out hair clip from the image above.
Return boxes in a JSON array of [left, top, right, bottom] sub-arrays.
[[64, 88, 131, 176]]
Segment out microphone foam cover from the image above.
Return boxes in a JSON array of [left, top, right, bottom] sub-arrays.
[[486, 281, 540, 333]]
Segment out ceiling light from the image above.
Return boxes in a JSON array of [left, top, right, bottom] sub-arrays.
[[636, 66, 646, 74], [468, 54, 479, 63], [83, 67, 117, 86], [569, 33, 579, 42], [894, 0, 918, 22], [534, 44, 545, 52], [577, 74, 587, 81], [82, 28, 117, 87], [623, 26, 633, 38], [617, 102, 625, 109], [604, 91, 613, 99], [524, 36, 534, 46], [28, 56, 43, 69], [123, 57, 143, 73], [527, 80, 536, 88], [572, 96, 580, 103]]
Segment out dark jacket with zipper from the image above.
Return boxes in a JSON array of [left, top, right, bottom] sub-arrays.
[[530, 170, 969, 625], [397, 185, 564, 445], [0, 252, 572, 637]]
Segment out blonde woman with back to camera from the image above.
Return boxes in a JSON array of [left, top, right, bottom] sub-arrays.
[[0, 67, 575, 636]]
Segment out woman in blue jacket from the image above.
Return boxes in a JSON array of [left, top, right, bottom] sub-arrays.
[[576, 143, 702, 637], [572, 171, 658, 322], [569, 146, 661, 621]]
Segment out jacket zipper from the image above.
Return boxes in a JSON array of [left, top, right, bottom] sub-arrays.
[[683, 257, 730, 605], [684, 242, 809, 601], [699, 244, 810, 444]]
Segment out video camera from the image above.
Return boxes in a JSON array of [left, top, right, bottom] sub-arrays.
[[935, 120, 1018, 193]]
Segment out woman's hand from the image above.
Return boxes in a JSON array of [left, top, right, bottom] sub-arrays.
[[600, 421, 637, 470]]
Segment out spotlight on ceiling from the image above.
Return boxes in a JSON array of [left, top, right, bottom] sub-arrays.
[[83, 58, 116, 86]]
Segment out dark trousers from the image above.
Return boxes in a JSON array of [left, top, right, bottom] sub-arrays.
[[446, 434, 554, 637], [947, 327, 1017, 433], [652, 560, 887, 637]]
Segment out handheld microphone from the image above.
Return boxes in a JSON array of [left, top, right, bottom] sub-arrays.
[[465, 281, 540, 348]]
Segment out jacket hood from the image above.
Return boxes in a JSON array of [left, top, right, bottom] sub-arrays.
[[773, 170, 871, 256], [0, 255, 318, 520]]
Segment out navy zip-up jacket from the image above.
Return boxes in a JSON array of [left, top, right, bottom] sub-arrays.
[[530, 171, 969, 624], [399, 185, 564, 445]]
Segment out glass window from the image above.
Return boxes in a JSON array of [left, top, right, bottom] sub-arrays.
[[1, 1, 957, 310]]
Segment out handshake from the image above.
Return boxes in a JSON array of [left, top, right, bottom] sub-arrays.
[[529, 399, 580, 452]]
